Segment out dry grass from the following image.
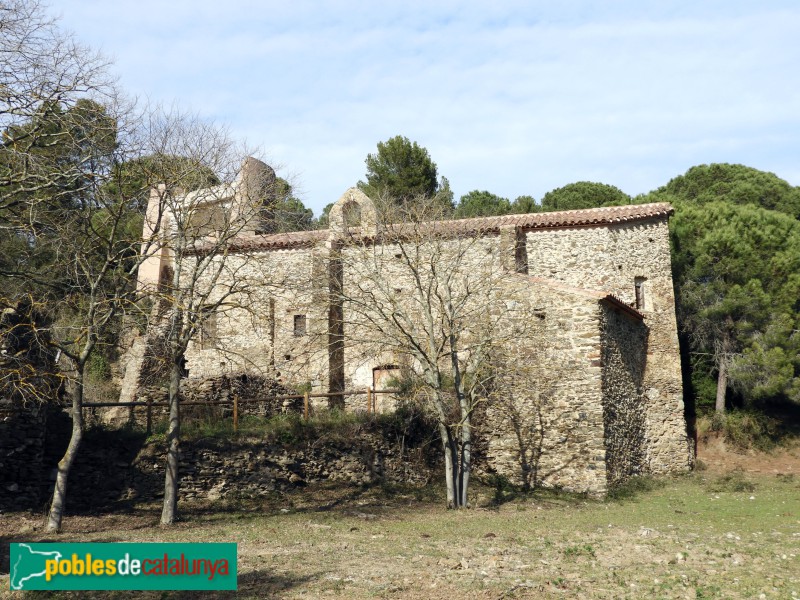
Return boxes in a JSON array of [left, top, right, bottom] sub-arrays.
[[2, 467, 799, 599]]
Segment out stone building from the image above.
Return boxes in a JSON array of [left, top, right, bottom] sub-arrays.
[[124, 158, 693, 495]]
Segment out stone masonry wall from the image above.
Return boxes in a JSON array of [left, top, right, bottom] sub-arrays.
[[130, 206, 691, 498], [184, 246, 329, 396], [525, 219, 692, 475], [484, 281, 608, 496], [340, 235, 502, 391], [130, 432, 436, 503], [600, 303, 648, 487], [3, 419, 438, 511]]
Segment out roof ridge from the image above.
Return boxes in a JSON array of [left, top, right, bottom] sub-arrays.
[[203, 202, 673, 253]]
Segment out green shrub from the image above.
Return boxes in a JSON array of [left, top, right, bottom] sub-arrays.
[[697, 410, 778, 451], [607, 476, 664, 501], [707, 468, 757, 493], [158, 406, 438, 450], [723, 411, 777, 451]]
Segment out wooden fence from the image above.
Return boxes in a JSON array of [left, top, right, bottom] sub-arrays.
[[82, 388, 399, 433]]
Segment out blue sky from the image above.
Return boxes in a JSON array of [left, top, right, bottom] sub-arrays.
[[53, 1, 800, 215]]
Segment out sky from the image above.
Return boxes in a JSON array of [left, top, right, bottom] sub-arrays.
[[52, 1, 800, 216]]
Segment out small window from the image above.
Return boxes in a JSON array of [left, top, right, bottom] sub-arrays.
[[343, 201, 361, 227], [634, 277, 646, 310], [199, 306, 217, 349], [293, 314, 307, 337]]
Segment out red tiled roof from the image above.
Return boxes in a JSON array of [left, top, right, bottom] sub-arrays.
[[216, 202, 673, 253], [225, 229, 327, 252], [433, 202, 673, 232]]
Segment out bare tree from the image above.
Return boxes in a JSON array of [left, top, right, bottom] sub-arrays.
[[131, 110, 276, 524], [1, 0, 113, 218], [1, 2, 268, 529], [2, 112, 161, 532], [333, 196, 535, 508], [0, 1, 163, 531]]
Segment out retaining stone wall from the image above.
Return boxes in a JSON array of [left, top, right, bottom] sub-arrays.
[[132, 432, 437, 503], [0, 402, 49, 509]]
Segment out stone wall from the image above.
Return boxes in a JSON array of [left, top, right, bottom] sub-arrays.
[[600, 303, 648, 487], [525, 219, 691, 474], [339, 235, 503, 392], [131, 431, 437, 503], [184, 246, 329, 394], [0, 402, 49, 509], [4, 420, 438, 511], [483, 282, 608, 496]]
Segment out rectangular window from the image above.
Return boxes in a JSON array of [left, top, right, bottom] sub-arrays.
[[634, 277, 646, 310], [199, 306, 217, 349], [293, 314, 307, 337], [515, 228, 528, 274]]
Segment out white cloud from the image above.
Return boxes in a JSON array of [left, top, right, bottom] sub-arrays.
[[51, 0, 800, 212]]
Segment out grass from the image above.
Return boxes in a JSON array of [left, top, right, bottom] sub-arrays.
[[706, 468, 758, 493], [2, 468, 799, 599], [146, 406, 436, 449], [606, 475, 665, 501]]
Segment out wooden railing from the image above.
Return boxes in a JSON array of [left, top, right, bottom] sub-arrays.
[[82, 388, 399, 433]]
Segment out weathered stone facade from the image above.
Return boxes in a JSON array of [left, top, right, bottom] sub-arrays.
[[123, 164, 692, 496]]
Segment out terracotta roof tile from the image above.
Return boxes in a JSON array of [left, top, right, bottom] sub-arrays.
[[429, 202, 673, 233], [218, 202, 673, 252], [225, 229, 328, 251]]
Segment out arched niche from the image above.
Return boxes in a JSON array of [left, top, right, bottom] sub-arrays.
[[327, 188, 378, 239]]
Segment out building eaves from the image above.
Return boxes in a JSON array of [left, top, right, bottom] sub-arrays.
[[225, 229, 328, 251], [427, 202, 674, 234], [210, 202, 673, 253]]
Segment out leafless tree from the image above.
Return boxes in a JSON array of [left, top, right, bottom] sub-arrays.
[[132, 110, 277, 524], [1, 0, 114, 218], [0, 0, 160, 532], [1, 1, 272, 529], [333, 197, 536, 508]]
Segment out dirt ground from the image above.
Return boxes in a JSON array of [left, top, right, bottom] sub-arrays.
[[2, 438, 799, 599], [698, 432, 800, 476]]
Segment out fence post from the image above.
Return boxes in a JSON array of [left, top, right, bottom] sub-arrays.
[[367, 387, 372, 415], [146, 398, 152, 435], [304, 391, 310, 421], [233, 392, 239, 433]]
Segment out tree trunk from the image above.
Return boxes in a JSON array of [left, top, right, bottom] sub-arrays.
[[715, 357, 728, 415], [438, 422, 457, 508], [47, 369, 84, 532], [459, 418, 471, 508], [448, 342, 471, 509], [161, 359, 182, 525]]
